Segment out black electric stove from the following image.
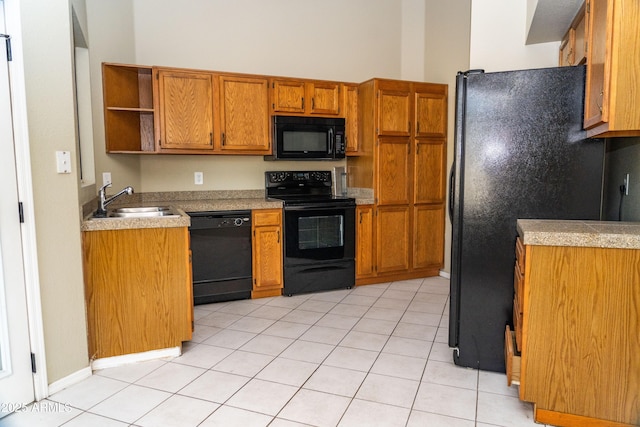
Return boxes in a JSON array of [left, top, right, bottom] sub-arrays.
[[265, 171, 356, 296]]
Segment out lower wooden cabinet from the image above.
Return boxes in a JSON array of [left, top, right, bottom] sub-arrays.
[[355, 205, 375, 279], [82, 227, 192, 360], [251, 209, 283, 298], [507, 237, 640, 426]]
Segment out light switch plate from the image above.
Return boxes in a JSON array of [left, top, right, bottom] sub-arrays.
[[55, 151, 71, 174], [194, 172, 203, 185]]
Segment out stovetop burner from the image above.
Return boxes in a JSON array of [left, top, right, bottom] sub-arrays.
[[265, 171, 355, 207]]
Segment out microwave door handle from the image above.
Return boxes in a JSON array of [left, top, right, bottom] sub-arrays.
[[328, 128, 334, 155]]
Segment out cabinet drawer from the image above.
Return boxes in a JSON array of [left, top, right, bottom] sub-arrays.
[[504, 325, 521, 387], [253, 209, 282, 227], [515, 237, 525, 272]]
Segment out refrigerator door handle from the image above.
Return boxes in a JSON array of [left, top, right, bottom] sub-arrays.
[[448, 164, 455, 222]]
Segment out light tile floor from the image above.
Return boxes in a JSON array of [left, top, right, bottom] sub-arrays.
[[3, 277, 545, 427]]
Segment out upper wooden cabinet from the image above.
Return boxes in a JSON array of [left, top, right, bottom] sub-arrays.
[[584, 0, 640, 137], [156, 69, 215, 152], [102, 63, 155, 153], [377, 81, 411, 136], [415, 83, 447, 138], [218, 75, 270, 154], [271, 79, 341, 116], [343, 83, 360, 154], [559, 3, 588, 67]]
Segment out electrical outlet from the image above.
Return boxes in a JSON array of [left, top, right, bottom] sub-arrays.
[[102, 172, 112, 187], [624, 173, 630, 196], [194, 172, 203, 185]]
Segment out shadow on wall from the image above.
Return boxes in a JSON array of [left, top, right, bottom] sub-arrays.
[[603, 137, 640, 221]]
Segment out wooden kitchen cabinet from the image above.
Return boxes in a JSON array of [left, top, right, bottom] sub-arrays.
[[83, 227, 192, 359], [271, 78, 341, 116], [584, 0, 640, 137], [558, 3, 588, 67], [102, 63, 156, 153], [349, 78, 447, 285], [343, 83, 359, 154], [506, 236, 640, 426], [156, 68, 216, 152], [355, 205, 375, 279], [251, 209, 283, 298], [218, 75, 271, 154]]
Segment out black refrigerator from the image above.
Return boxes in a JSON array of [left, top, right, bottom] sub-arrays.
[[448, 66, 604, 372]]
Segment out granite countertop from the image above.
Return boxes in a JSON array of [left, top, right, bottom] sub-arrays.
[[81, 188, 374, 232], [517, 219, 640, 249]]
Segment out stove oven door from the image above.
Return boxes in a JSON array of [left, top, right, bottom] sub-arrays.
[[283, 204, 355, 265]]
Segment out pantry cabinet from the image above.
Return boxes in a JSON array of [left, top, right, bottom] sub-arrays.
[[584, 0, 640, 137], [270, 78, 341, 116], [156, 68, 216, 152], [83, 227, 192, 359], [505, 232, 640, 426], [348, 78, 447, 285], [251, 209, 283, 298], [218, 75, 271, 154]]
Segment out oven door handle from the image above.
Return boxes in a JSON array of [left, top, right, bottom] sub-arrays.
[[299, 265, 351, 273], [284, 204, 355, 211]]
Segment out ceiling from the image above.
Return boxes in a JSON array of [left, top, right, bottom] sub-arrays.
[[526, 0, 584, 44]]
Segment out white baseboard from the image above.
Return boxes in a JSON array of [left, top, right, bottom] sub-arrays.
[[47, 366, 92, 396], [439, 270, 451, 279], [91, 347, 181, 371]]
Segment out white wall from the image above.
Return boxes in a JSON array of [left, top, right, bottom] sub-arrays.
[[470, 0, 559, 72], [126, 0, 410, 192]]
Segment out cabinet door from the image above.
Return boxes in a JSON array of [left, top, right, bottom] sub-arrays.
[[377, 82, 411, 136], [343, 84, 359, 153], [414, 139, 446, 204], [414, 89, 447, 138], [252, 210, 283, 298], [559, 29, 575, 66], [584, 0, 609, 129], [573, 6, 587, 65], [157, 69, 215, 150], [356, 205, 375, 279], [377, 137, 411, 205], [376, 206, 410, 274], [219, 75, 270, 153], [308, 82, 340, 115], [271, 79, 306, 113], [413, 204, 444, 270]]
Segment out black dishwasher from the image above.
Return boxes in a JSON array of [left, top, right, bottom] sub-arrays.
[[188, 211, 252, 305]]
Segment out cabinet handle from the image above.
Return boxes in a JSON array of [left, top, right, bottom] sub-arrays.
[[597, 90, 604, 113], [416, 122, 420, 134], [359, 211, 363, 224], [312, 98, 315, 110], [221, 132, 225, 146], [301, 97, 305, 110], [277, 230, 280, 243]]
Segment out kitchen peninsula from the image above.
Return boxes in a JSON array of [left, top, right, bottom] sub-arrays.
[[507, 219, 640, 427]]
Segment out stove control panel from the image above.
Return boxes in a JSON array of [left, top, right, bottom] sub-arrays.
[[266, 171, 331, 185]]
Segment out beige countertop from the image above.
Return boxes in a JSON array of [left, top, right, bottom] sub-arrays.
[[517, 219, 640, 249], [81, 188, 373, 232]]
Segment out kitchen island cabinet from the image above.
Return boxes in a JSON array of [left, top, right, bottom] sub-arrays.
[[506, 219, 640, 427], [82, 226, 192, 360]]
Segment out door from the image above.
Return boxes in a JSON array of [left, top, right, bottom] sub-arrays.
[[0, 0, 35, 414]]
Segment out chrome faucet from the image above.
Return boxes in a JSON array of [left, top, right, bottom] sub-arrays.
[[94, 184, 134, 217]]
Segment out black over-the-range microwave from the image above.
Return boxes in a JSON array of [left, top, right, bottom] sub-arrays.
[[265, 115, 346, 160]]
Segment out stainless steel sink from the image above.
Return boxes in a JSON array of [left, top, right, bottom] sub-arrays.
[[112, 206, 172, 213], [91, 206, 181, 219]]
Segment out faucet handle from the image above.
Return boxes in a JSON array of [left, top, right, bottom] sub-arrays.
[[98, 182, 111, 194]]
